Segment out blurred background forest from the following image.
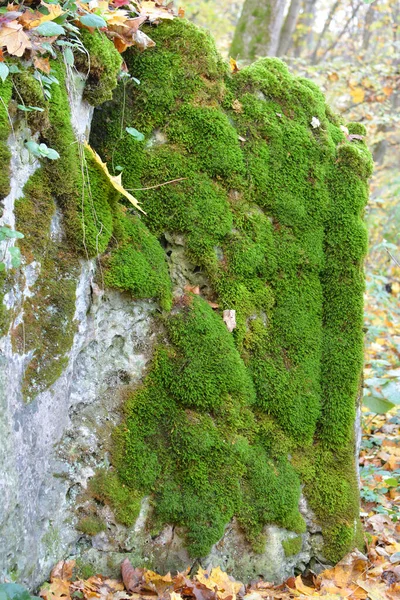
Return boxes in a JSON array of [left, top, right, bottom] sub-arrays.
[[183, 0, 400, 516]]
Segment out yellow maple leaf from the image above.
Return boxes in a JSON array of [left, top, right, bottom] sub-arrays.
[[84, 142, 145, 214], [23, 2, 64, 29], [350, 87, 365, 104]]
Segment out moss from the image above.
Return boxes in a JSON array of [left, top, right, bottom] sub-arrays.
[[77, 516, 106, 536], [75, 561, 96, 580], [293, 444, 362, 562], [14, 168, 79, 401], [103, 212, 172, 310], [87, 19, 371, 560], [282, 536, 303, 557], [89, 469, 142, 527], [110, 296, 304, 556], [76, 30, 122, 106], [0, 78, 12, 199]]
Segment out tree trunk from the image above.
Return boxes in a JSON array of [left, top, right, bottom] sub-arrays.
[[230, 0, 287, 60], [277, 0, 302, 56]]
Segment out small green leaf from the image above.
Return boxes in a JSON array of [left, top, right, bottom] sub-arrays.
[[0, 262, 5, 272], [363, 396, 395, 414], [17, 105, 45, 113], [80, 14, 107, 28], [64, 47, 74, 66], [0, 63, 9, 83], [8, 65, 21, 74], [45, 148, 60, 160], [384, 478, 398, 487], [5, 230, 24, 239], [125, 127, 145, 141], [35, 21, 65, 36]]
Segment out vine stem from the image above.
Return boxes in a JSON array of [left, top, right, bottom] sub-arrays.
[[126, 177, 187, 192]]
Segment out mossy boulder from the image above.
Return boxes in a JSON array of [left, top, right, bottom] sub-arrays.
[[0, 18, 371, 586], [88, 18, 372, 569]]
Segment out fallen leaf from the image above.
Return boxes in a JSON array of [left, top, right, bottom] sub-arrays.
[[50, 560, 76, 582], [33, 55, 51, 73], [0, 20, 32, 57], [84, 142, 145, 213], [350, 87, 365, 103]]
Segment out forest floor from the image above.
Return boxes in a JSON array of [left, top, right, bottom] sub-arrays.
[[39, 277, 400, 599]]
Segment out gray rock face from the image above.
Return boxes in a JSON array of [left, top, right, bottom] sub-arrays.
[[0, 245, 156, 587]]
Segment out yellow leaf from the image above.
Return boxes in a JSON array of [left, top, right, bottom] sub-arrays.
[[22, 2, 64, 29], [84, 142, 145, 214], [196, 567, 242, 600], [350, 87, 365, 103]]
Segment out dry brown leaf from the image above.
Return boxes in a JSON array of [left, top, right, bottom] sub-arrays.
[[40, 579, 71, 600], [196, 567, 242, 600], [0, 20, 32, 57], [229, 57, 239, 73], [33, 55, 51, 73], [50, 560, 76, 582]]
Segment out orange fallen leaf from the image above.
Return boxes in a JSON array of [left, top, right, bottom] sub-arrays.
[[34, 55, 51, 73]]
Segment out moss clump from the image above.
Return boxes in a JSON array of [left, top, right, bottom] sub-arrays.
[[76, 30, 122, 106], [0, 79, 12, 199], [110, 296, 303, 556], [103, 212, 172, 310], [14, 169, 79, 400], [293, 444, 362, 562], [282, 536, 303, 557], [89, 469, 142, 527], [89, 18, 371, 562], [77, 516, 106, 536]]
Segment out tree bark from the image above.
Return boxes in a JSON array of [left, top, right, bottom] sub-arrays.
[[310, 0, 340, 63], [230, 0, 288, 60], [277, 0, 302, 56], [293, 0, 318, 57]]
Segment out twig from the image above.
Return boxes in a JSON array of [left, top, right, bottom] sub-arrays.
[[127, 177, 187, 192], [386, 248, 400, 268]]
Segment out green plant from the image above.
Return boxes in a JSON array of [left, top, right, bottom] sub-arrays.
[[0, 583, 40, 600], [0, 226, 24, 271], [25, 140, 60, 161]]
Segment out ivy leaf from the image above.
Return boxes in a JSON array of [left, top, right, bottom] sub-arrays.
[[0, 62, 9, 82], [34, 21, 65, 36], [80, 14, 107, 29], [126, 127, 144, 141]]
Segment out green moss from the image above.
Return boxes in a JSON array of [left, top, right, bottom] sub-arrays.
[[75, 561, 96, 580], [293, 444, 362, 562], [87, 18, 371, 561], [76, 30, 122, 106], [103, 212, 172, 310], [282, 536, 303, 557], [89, 469, 142, 527], [109, 296, 304, 556], [0, 79, 12, 199], [77, 516, 106, 536]]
